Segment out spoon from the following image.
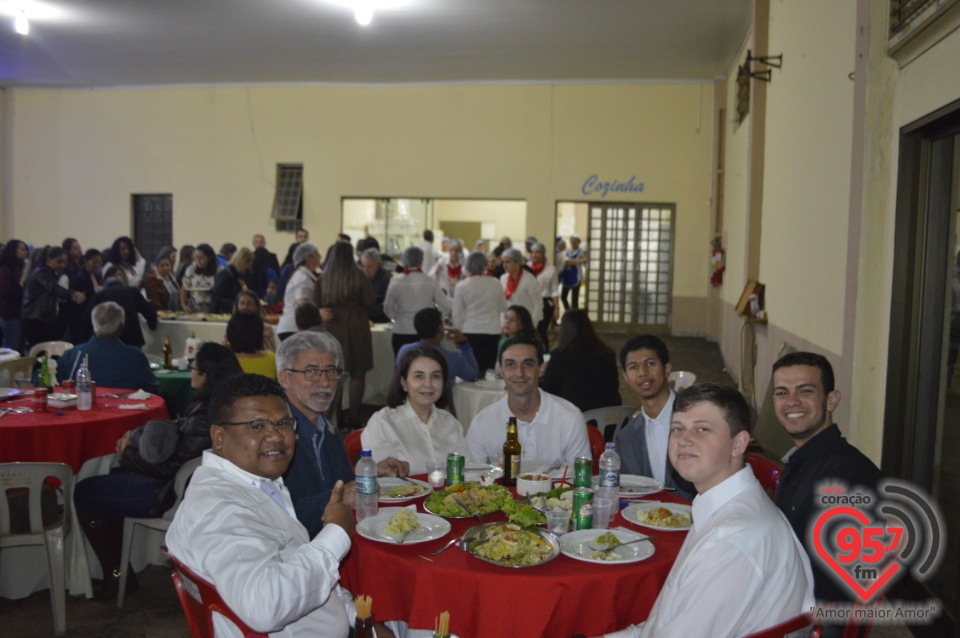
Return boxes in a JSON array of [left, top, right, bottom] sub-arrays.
[[593, 535, 657, 555], [429, 537, 460, 555]]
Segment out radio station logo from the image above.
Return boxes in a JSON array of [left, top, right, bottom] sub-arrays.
[[809, 478, 944, 624]]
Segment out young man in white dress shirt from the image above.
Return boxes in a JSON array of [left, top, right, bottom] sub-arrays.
[[465, 336, 591, 465], [166, 374, 396, 637], [603, 383, 814, 638]]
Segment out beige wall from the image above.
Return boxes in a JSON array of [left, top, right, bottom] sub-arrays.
[[4, 82, 714, 331], [432, 200, 527, 245]]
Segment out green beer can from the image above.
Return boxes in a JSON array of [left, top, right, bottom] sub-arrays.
[[572, 487, 594, 530], [574, 456, 592, 489], [447, 453, 465, 487]]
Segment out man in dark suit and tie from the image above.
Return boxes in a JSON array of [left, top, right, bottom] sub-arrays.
[[615, 335, 696, 501]]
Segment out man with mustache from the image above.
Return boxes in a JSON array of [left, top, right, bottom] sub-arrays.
[[278, 331, 409, 537]]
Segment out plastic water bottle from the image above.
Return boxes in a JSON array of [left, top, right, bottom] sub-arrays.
[[76, 355, 93, 411], [597, 442, 621, 509], [355, 449, 379, 522]]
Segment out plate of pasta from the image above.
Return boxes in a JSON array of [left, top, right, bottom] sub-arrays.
[[378, 477, 432, 502], [623, 501, 693, 531], [460, 522, 559, 568], [356, 508, 451, 545]]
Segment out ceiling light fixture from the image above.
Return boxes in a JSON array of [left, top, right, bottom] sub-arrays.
[[325, 0, 410, 27], [13, 8, 27, 34]]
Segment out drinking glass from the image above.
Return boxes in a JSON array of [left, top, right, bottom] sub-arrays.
[[426, 461, 446, 489], [592, 498, 614, 529], [545, 510, 571, 536]]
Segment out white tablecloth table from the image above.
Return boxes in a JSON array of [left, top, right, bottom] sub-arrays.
[[452, 379, 506, 434]]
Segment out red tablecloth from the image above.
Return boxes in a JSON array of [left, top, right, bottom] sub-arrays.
[[340, 485, 689, 638], [0, 388, 169, 471]]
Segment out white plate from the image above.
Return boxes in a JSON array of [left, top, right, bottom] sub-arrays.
[[623, 501, 693, 531], [0, 388, 22, 400], [463, 464, 503, 482], [591, 474, 664, 499], [520, 459, 569, 480], [356, 509, 451, 545], [378, 477, 432, 503], [560, 527, 656, 564]]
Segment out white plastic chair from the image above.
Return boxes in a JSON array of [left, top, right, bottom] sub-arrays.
[[117, 456, 202, 608], [582, 405, 638, 443], [0, 356, 36, 388], [28, 341, 74, 359], [0, 462, 74, 635], [668, 370, 697, 391]]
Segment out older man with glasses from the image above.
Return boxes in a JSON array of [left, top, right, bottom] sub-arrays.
[[277, 331, 409, 538]]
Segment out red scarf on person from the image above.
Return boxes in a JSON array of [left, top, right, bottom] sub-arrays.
[[504, 271, 522, 300], [403, 267, 422, 275], [528, 260, 546, 276], [447, 263, 462, 281]]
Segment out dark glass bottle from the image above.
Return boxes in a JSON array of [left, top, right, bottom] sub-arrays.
[[502, 417, 521, 487]]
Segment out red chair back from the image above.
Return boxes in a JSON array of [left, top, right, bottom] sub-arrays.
[[163, 548, 267, 638], [747, 452, 783, 500], [344, 429, 364, 466], [587, 424, 606, 473], [744, 613, 816, 637]]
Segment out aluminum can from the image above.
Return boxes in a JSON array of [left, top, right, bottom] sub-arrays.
[[573, 456, 592, 489], [447, 453, 465, 487], [572, 487, 594, 530], [32, 388, 48, 413]]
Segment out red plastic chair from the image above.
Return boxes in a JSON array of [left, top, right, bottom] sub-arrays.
[[344, 429, 364, 466], [587, 423, 606, 473], [747, 452, 783, 500], [163, 548, 267, 638], [744, 613, 817, 637]]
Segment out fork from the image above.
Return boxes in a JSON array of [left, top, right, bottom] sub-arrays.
[[594, 535, 657, 555], [429, 537, 460, 555]]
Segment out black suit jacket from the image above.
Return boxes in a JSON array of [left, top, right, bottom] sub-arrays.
[[85, 280, 158, 348]]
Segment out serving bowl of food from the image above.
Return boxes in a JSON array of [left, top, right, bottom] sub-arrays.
[[516, 473, 552, 496], [460, 522, 560, 568]]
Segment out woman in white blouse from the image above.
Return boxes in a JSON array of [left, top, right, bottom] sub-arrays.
[[529, 241, 559, 349], [453, 250, 506, 373], [361, 346, 467, 475], [499, 247, 541, 326], [276, 242, 321, 340], [433, 238, 466, 297]]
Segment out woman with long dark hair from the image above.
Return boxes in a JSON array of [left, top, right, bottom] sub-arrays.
[[313, 241, 374, 428], [226, 311, 276, 379], [175, 244, 195, 285], [62, 237, 84, 279], [74, 342, 242, 600], [103, 236, 148, 287], [141, 251, 180, 311], [179, 243, 219, 312], [362, 346, 466, 474], [496, 304, 540, 365], [22, 246, 86, 348], [539, 309, 621, 412], [0, 239, 29, 351]]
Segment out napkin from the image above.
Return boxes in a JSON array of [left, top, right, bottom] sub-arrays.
[[118, 403, 150, 410], [126, 390, 154, 400]]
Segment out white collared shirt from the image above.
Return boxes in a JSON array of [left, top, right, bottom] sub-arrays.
[[384, 271, 453, 334], [605, 467, 815, 638], [643, 391, 675, 483], [533, 263, 559, 298], [361, 402, 467, 475], [465, 389, 591, 465], [452, 275, 507, 335], [500, 270, 542, 324], [167, 451, 353, 637]]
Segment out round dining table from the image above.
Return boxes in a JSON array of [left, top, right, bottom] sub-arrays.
[[339, 482, 689, 638], [452, 379, 506, 434], [0, 388, 169, 471]]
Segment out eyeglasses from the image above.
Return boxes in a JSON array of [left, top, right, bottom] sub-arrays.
[[284, 366, 343, 381], [217, 418, 298, 435]]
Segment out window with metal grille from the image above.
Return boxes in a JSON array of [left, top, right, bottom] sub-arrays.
[[585, 203, 675, 331], [272, 164, 303, 232], [888, 0, 960, 52]]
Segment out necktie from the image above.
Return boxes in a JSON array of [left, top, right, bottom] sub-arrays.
[[313, 428, 326, 481], [259, 479, 291, 516]]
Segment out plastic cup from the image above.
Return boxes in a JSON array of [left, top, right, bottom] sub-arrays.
[[545, 510, 571, 536], [427, 461, 446, 489], [592, 497, 614, 529]]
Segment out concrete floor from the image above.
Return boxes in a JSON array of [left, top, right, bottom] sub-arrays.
[[0, 333, 919, 637]]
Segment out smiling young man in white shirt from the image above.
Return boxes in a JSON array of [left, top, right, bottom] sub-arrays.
[[604, 383, 814, 638]]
